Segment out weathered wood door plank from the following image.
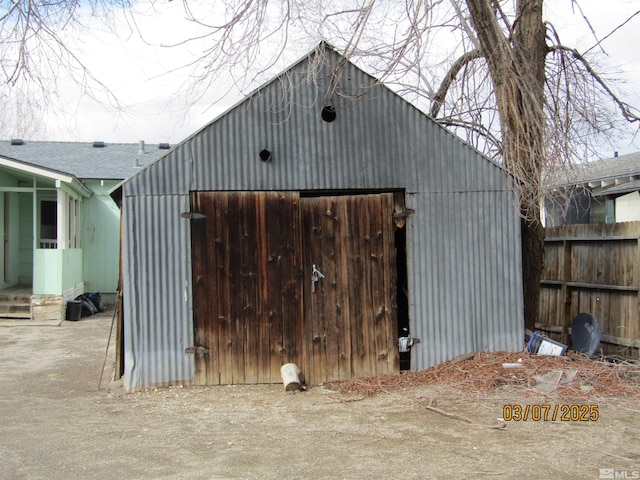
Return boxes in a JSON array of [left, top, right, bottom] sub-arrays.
[[192, 191, 399, 385]]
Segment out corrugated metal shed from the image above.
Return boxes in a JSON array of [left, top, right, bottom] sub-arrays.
[[120, 43, 524, 391]]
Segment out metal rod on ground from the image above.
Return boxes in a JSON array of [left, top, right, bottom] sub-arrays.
[[98, 295, 119, 391]]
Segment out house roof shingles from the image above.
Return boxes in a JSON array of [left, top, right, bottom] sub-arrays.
[[577, 151, 640, 184], [545, 151, 640, 196], [0, 140, 167, 180]]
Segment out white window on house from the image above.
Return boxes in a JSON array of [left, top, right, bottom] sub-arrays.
[[39, 199, 57, 249], [39, 192, 81, 249]]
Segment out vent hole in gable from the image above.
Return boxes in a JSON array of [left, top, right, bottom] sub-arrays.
[[321, 106, 336, 122], [259, 149, 272, 162]]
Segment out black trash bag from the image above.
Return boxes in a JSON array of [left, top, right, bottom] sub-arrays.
[[76, 294, 97, 317], [84, 292, 105, 312]]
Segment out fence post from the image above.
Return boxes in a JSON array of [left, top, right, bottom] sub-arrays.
[[637, 236, 640, 345], [561, 239, 572, 346]]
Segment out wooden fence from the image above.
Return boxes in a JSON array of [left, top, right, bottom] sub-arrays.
[[539, 221, 640, 359]]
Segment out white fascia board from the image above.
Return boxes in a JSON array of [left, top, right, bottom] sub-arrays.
[[0, 156, 74, 183], [55, 179, 93, 199], [0, 156, 92, 198]]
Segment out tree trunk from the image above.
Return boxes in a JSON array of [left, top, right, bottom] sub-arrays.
[[466, 0, 547, 330], [513, 0, 547, 331], [521, 217, 545, 331]]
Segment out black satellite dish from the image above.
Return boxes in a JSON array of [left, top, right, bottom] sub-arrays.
[[571, 313, 601, 357]]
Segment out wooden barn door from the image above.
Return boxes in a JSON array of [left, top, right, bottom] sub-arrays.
[[190, 191, 399, 385], [300, 194, 399, 384], [190, 191, 304, 385]]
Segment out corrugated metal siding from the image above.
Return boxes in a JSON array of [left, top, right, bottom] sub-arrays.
[[123, 194, 194, 390], [121, 46, 524, 390], [128, 54, 503, 197], [407, 188, 523, 370]]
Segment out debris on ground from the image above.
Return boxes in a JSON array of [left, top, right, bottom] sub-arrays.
[[324, 351, 640, 399]]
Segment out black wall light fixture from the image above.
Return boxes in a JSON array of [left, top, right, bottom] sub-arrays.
[[259, 149, 272, 162], [321, 105, 337, 122]]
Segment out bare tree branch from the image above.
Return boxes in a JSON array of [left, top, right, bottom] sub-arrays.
[[429, 48, 482, 118], [1, 0, 133, 135], [1, 0, 638, 339], [549, 45, 640, 124], [584, 9, 640, 56]]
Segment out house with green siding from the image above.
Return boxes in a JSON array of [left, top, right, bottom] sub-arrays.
[[0, 140, 166, 323]]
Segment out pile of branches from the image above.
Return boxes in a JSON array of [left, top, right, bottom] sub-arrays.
[[324, 351, 640, 399]]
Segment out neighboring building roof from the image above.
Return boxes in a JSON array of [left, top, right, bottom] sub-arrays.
[[598, 177, 640, 196], [546, 151, 640, 197], [0, 140, 169, 180], [578, 151, 640, 182]]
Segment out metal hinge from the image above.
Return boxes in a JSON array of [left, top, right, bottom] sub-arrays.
[[392, 209, 415, 219], [393, 208, 414, 228], [180, 212, 206, 220], [185, 346, 210, 355]]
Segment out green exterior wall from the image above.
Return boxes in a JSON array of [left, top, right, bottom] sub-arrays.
[[33, 248, 83, 296], [0, 173, 29, 288], [0, 171, 22, 288], [18, 192, 33, 285], [0, 170, 121, 300], [5, 192, 20, 287], [81, 180, 121, 296]]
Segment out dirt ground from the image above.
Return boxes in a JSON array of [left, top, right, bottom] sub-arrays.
[[0, 313, 638, 480]]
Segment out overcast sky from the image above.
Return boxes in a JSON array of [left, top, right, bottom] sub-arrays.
[[39, 0, 640, 158]]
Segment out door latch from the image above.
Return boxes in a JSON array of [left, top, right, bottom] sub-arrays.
[[311, 264, 325, 292]]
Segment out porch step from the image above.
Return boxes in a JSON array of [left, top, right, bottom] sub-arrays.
[[0, 294, 32, 303], [0, 292, 32, 319], [0, 312, 31, 319], [0, 301, 31, 319], [0, 318, 61, 327]]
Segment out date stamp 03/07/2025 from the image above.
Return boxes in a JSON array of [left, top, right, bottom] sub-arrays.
[[501, 404, 599, 422], [500, 405, 639, 479]]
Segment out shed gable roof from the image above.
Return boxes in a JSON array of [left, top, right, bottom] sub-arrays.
[[124, 43, 511, 196]]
